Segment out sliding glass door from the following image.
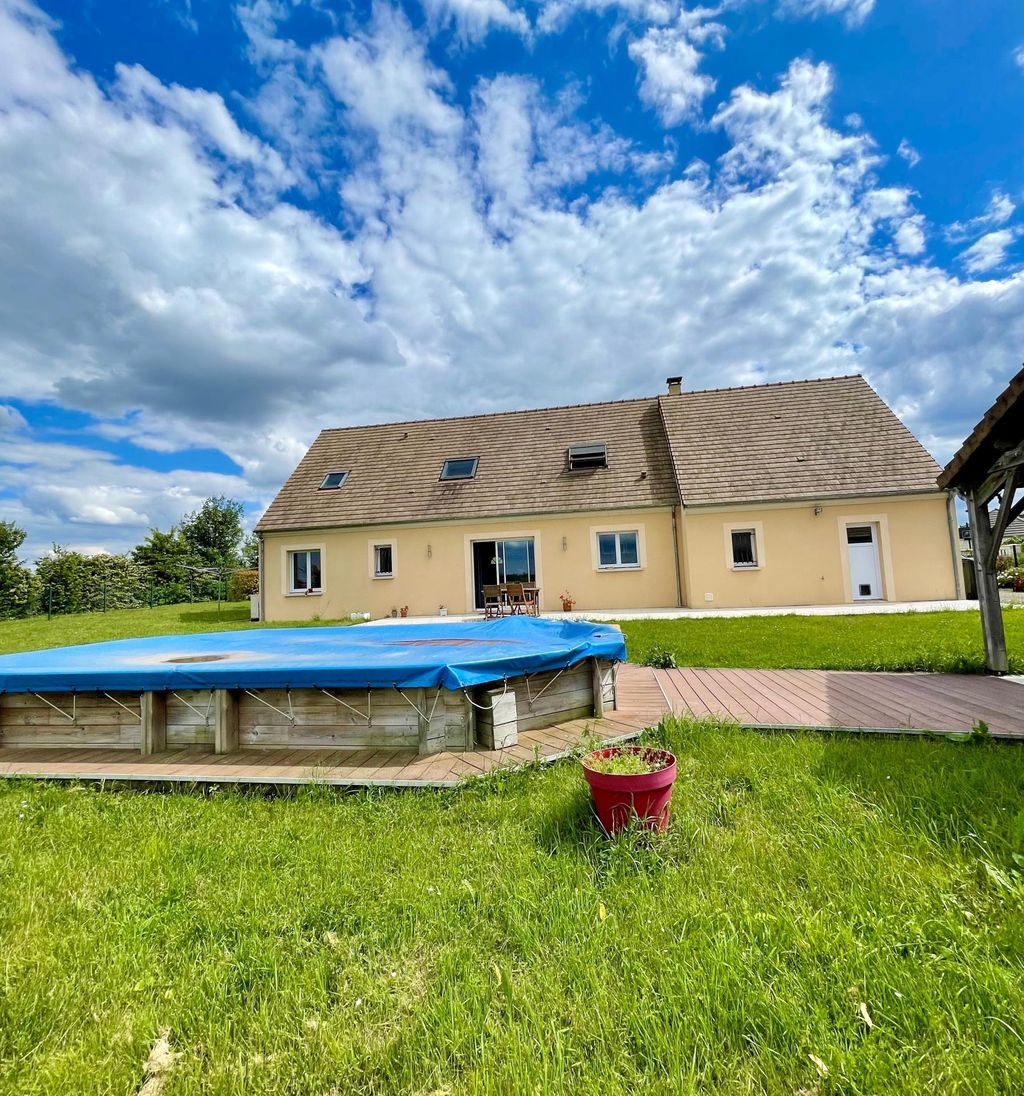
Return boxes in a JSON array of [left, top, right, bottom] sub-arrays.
[[472, 538, 536, 609]]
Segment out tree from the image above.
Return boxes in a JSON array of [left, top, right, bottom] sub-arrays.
[[0, 521, 39, 618], [35, 547, 147, 614], [180, 497, 244, 569], [133, 526, 192, 603], [241, 532, 260, 570]]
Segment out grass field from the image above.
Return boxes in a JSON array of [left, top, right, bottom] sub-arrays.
[[619, 609, 1024, 674], [1, 718, 1023, 1094], [0, 601, 1020, 675]]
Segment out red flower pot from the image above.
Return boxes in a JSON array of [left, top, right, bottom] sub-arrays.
[[582, 747, 677, 835]]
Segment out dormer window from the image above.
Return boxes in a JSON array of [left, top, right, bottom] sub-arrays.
[[440, 457, 479, 481], [567, 442, 608, 472], [319, 471, 349, 490]]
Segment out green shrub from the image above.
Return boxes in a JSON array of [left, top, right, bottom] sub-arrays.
[[642, 644, 677, 669], [228, 569, 259, 600]]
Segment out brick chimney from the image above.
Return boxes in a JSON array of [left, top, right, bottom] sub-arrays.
[[666, 376, 682, 396]]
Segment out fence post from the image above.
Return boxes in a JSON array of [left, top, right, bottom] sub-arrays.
[[102, 581, 107, 613], [47, 586, 53, 621]]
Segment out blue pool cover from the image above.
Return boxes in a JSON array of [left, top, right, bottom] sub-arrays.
[[0, 616, 627, 694]]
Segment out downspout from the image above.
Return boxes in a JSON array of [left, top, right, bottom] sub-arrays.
[[257, 532, 266, 622], [670, 505, 683, 608]]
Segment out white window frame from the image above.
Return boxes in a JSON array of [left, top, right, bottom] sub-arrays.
[[369, 539, 397, 580], [284, 546, 324, 596], [590, 524, 646, 572], [723, 521, 764, 571]]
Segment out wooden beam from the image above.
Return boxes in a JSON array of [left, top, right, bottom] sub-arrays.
[[417, 688, 447, 756], [590, 657, 605, 719], [986, 468, 1022, 569], [967, 491, 1009, 674], [140, 692, 167, 755], [214, 689, 239, 754]]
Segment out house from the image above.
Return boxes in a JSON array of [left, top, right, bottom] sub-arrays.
[[256, 374, 963, 621]]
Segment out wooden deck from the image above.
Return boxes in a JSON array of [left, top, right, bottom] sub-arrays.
[[0, 665, 669, 788], [653, 667, 1024, 739]]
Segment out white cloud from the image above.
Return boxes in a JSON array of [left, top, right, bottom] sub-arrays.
[[893, 218, 926, 256], [947, 190, 1016, 241], [1, 0, 1024, 562], [628, 8, 726, 126], [420, 0, 530, 42], [0, 404, 28, 431], [958, 229, 1018, 274], [1014, 44, 1024, 70], [776, 0, 875, 26], [317, 6, 461, 139], [896, 138, 920, 168]]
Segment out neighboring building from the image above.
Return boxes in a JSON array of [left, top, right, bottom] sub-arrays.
[[256, 375, 963, 621]]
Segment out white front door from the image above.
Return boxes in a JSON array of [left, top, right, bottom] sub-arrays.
[[847, 524, 882, 600]]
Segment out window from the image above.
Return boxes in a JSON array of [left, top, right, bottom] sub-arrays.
[[373, 543, 394, 578], [289, 549, 321, 593], [440, 457, 478, 481], [846, 525, 873, 544], [568, 443, 608, 471], [597, 531, 639, 569], [319, 471, 348, 490], [731, 530, 757, 568]]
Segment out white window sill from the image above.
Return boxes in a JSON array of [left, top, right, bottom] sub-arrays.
[[597, 564, 642, 571], [730, 564, 761, 571], [373, 574, 395, 580], [286, 590, 323, 597]]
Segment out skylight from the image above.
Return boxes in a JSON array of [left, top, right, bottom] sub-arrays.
[[319, 471, 349, 490], [567, 443, 608, 471], [439, 457, 479, 481]]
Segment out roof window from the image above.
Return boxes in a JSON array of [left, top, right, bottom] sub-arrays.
[[319, 471, 349, 490], [440, 457, 479, 481], [567, 442, 608, 472]]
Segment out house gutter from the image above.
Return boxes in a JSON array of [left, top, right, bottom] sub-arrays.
[[257, 532, 266, 622]]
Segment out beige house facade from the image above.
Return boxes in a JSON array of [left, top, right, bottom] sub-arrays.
[[257, 376, 962, 621]]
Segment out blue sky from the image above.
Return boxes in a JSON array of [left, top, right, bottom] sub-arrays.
[[0, 0, 1022, 557]]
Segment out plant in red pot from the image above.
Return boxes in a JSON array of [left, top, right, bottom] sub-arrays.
[[582, 746, 677, 835]]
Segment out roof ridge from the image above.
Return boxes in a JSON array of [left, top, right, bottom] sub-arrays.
[[318, 395, 661, 435], [676, 374, 865, 398]]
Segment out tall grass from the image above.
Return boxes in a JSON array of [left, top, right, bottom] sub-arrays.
[[1, 718, 1022, 1094]]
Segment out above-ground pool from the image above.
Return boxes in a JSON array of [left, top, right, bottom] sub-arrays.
[[0, 617, 625, 757]]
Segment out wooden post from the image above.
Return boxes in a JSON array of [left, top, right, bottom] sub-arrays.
[[417, 688, 447, 756], [214, 689, 239, 754], [476, 688, 518, 750], [140, 691, 167, 755], [590, 657, 604, 719], [462, 692, 477, 751], [966, 491, 1009, 674]]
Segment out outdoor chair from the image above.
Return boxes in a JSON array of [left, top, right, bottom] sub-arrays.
[[482, 584, 504, 618], [523, 583, 541, 616], [505, 582, 529, 615]]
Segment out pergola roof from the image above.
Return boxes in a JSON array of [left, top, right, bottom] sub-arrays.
[[938, 366, 1024, 492]]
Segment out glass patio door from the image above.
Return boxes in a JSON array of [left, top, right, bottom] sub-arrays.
[[472, 538, 536, 608]]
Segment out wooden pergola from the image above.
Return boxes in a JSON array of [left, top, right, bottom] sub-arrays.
[[938, 366, 1024, 674]]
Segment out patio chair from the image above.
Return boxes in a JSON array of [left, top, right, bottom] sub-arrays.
[[523, 583, 541, 616], [482, 584, 504, 618], [505, 582, 529, 615]]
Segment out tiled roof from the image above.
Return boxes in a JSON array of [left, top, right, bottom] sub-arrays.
[[659, 375, 943, 506], [256, 398, 678, 532], [256, 375, 944, 532]]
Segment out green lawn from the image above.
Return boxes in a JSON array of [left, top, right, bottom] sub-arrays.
[[0, 602, 1021, 676], [1, 719, 1023, 1094], [0, 601, 332, 655], [619, 609, 1024, 674]]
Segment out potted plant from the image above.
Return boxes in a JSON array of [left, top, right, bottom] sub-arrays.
[[559, 591, 576, 612], [582, 746, 677, 835]]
